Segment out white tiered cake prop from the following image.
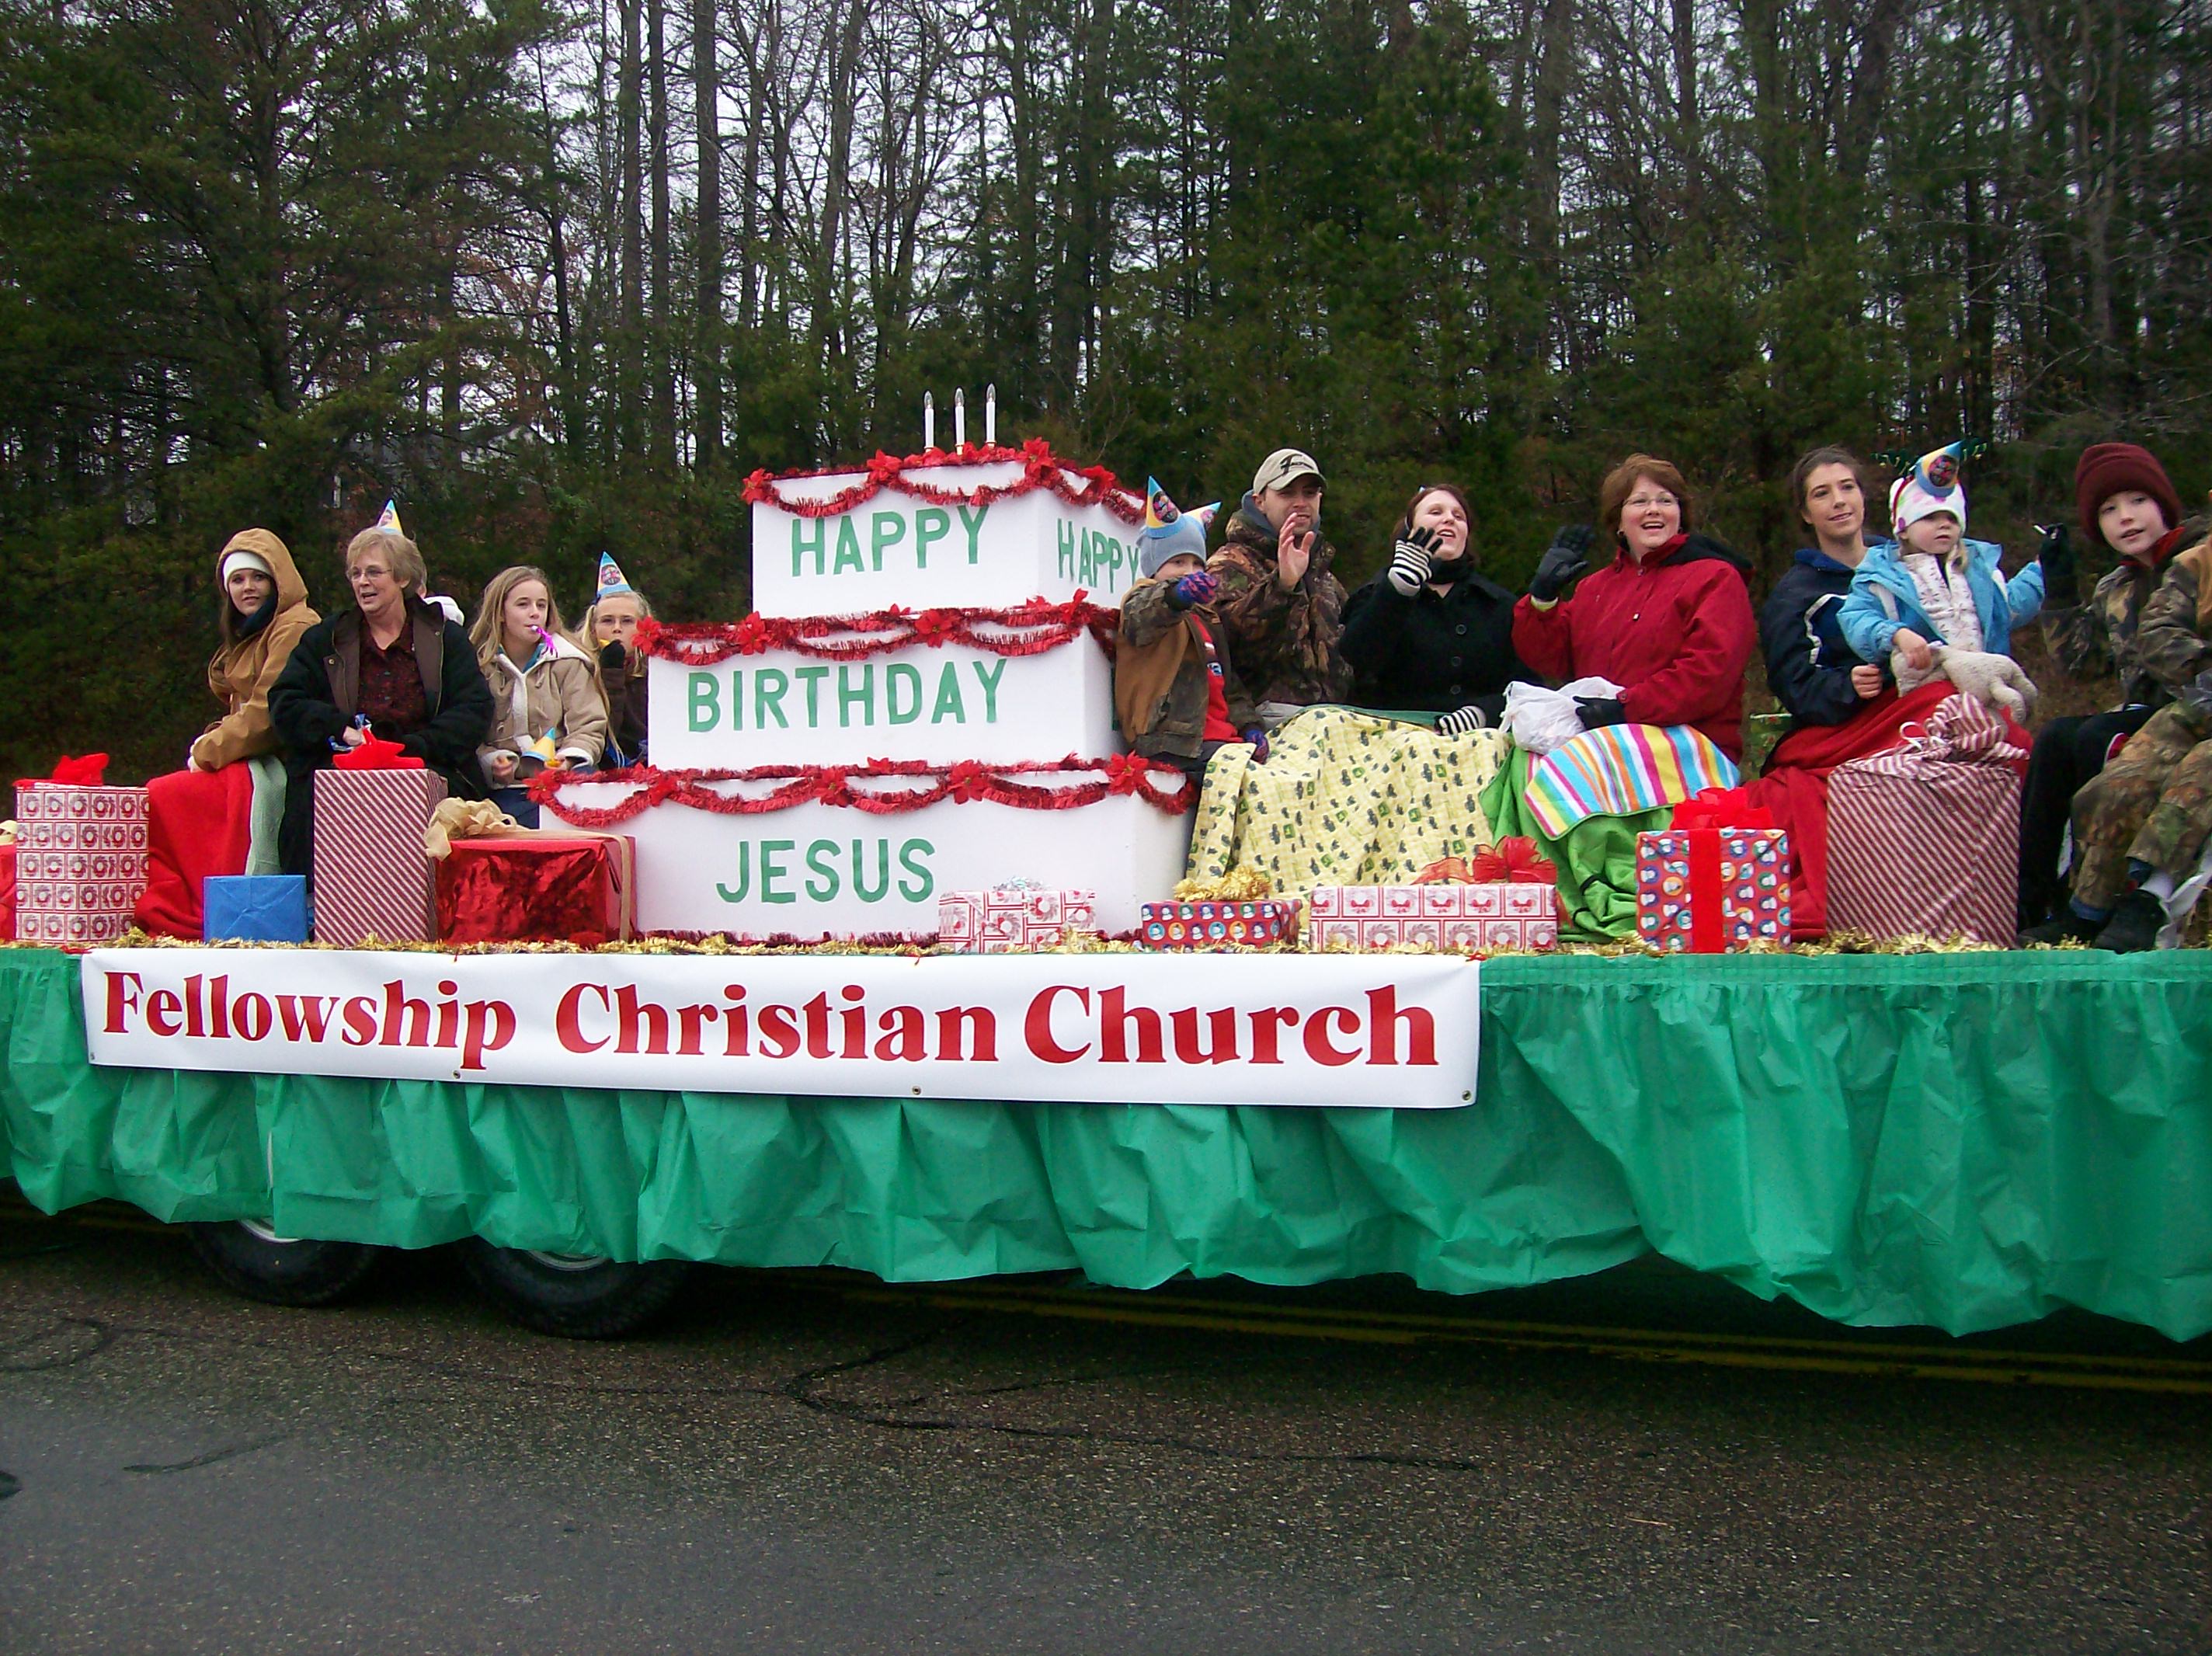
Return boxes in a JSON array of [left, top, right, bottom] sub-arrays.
[[541, 443, 1194, 938]]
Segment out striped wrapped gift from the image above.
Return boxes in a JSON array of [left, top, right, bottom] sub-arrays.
[[311, 769, 449, 946], [1524, 724, 1739, 838], [12, 782, 151, 945], [1825, 695, 2022, 946]]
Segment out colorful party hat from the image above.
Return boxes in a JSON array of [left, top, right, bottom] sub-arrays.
[[1137, 478, 1219, 578], [1890, 441, 1968, 536], [596, 551, 635, 598], [374, 499, 402, 536]]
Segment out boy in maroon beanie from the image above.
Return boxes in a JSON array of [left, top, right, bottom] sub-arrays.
[[2019, 440, 2194, 937]]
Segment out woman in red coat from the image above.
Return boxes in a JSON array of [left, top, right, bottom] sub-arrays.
[[1512, 454, 1757, 760]]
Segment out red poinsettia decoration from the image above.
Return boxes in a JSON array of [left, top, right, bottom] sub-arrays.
[[946, 760, 993, 802], [729, 611, 772, 655], [911, 608, 960, 644]]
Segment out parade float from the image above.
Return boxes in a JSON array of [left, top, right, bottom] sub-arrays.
[[2, 430, 2210, 1343]]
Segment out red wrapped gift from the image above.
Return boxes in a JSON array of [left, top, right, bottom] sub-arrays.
[[436, 835, 636, 947], [0, 841, 15, 940], [1826, 694, 2022, 945], [1635, 826, 1791, 952], [12, 780, 151, 945], [311, 768, 448, 945]]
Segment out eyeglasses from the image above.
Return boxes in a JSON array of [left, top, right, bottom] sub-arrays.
[[1623, 492, 1678, 510]]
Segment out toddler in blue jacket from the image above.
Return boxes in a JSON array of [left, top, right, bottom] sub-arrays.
[[1838, 444, 2045, 718]]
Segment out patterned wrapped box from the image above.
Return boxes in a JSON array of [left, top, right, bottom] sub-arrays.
[[1138, 899, 1299, 950], [1635, 828, 1790, 952], [1306, 883, 1559, 952], [937, 887, 1096, 952], [437, 837, 637, 948], [1826, 695, 2021, 945], [12, 783, 151, 945], [311, 769, 449, 946], [203, 875, 310, 944]]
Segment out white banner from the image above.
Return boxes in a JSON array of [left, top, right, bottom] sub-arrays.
[[82, 948, 1479, 1109]]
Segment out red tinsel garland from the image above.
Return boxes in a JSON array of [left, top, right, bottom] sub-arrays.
[[635, 595, 1119, 666], [528, 756, 1196, 826], [742, 438, 1144, 527]]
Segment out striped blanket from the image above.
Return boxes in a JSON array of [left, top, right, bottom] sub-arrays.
[[1524, 723, 1740, 837]]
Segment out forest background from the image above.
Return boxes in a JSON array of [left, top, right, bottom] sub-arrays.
[[4, 0, 2208, 778]]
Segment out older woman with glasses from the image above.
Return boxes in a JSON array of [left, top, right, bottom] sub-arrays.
[[1341, 482, 1530, 732], [1511, 453, 1757, 760]]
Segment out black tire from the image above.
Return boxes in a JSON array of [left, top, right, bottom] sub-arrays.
[[187, 1219, 385, 1307], [457, 1240, 689, 1339]]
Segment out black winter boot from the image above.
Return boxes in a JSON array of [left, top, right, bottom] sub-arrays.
[[2019, 909, 2100, 947], [2094, 889, 2168, 954]]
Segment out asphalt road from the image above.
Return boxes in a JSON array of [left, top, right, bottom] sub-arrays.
[[2, 1198, 2208, 1654]]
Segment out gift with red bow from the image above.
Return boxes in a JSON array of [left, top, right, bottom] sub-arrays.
[[1309, 840, 1561, 953], [12, 757, 149, 945], [1633, 788, 1789, 953], [311, 766, 450, 945]]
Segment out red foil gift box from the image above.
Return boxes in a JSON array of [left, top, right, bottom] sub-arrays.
[[12, 782, 151, 945], [311, 769, 449, 946], [436, 836, 636, 948]]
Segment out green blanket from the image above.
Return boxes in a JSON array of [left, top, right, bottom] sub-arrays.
[[1479, 748, 1668, 940]]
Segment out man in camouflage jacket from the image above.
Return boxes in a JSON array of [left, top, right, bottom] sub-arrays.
[[1206, 447, 1353, 711], [2059, 532, 2212, 950], [2019, 442, 2193, 930]]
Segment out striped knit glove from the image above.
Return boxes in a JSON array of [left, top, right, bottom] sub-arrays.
[[1386, 527, 1440, 597], [1435, 705, 1489, 737]]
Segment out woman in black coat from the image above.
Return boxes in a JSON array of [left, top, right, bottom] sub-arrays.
[[1341, 484, 1529, 733], [267, 526, 495, 877]]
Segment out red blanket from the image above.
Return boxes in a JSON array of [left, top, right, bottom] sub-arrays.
[[133, 764, 256, 940], [1741, 683, 2026, 940]]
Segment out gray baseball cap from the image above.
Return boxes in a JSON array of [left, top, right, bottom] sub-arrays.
[[1251, 448, 1325, 496]]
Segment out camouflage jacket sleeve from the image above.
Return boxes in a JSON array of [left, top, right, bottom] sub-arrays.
[[2039, 574, 2115, 680], [2135, 545, 2212, 697], [1206, 543, 1292, 656]]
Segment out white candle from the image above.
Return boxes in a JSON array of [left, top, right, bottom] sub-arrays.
[[923, 392, 935, 451], [954, 388, 966, 450], [985, 384, 996, 446]]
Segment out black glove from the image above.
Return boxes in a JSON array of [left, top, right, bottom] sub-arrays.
[[1530, 525, 1594, 602], [1386, 526, 1439, 597], [1574, 694, 1628, 729], [1435, 704, 1489, 737], [599, 638, 628, 671], [2037, 524, 2078, 607]]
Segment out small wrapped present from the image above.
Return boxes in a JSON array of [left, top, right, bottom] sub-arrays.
[[1635, 815, 1791, 952], [203, 875, 310, 943], [1139, 898, 1299, 949], [937, 886, 1096, 952], [0, 841, 15, 941], [436, 835, 636, 947], [1307, 880, 1559, 952], [1826, 694, 2022, 945], [311, 768, 449, 945], [12, 772, 151, 945]]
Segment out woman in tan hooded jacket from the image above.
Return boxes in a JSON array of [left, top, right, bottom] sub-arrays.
[[136, 529, 322, 937], [190, 528, 322, 768]]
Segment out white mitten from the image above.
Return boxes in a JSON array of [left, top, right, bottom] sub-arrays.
[[1937, 647, 2039, 723]]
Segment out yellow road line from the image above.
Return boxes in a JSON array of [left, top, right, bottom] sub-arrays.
[[823, 1282, 2212, 1396], [927, 1279, 2212, 1376]]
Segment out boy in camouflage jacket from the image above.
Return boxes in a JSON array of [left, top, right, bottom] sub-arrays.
[[2019, 443, 2193, 931], [2050, 527, 2212, 950]]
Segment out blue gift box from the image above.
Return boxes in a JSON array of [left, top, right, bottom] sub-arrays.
[[203, 875, 309, 944]]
